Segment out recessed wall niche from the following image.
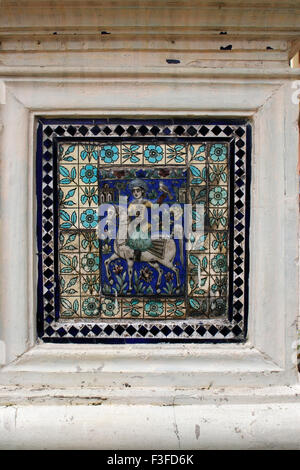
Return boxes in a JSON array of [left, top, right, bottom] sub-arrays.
[[37, 118, 251, 343]]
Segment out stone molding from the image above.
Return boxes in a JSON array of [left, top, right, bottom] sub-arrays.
[[0, 0, 299, 450]]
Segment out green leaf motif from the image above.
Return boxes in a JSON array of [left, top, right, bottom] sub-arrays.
[[61, 310, 73, 317], [174, 310, 184, 317], [65, 145, 75, 155], [81, 239, 88, 249], [60, 222, 72, 229], [71, 167, 77, 180], [65, 289, 76, 294], [67, 276, 78, 288], [65, 188, 76, 199], [212, 240, 218, 250], [61, 267, 73, 273], [61, 298, 72, 309], [82, 283, 89, 293], [72, 256, 78, 269], [191, 178, 203, 185], [196, 145, 206, 154], [131, 309, 141, 317], [71, 211, 77, 225], [93, 239, 99, 249], [189, 298, 200, 309], [190, 165, 201, 177], [195, 289, 205, 295], [60, 254, 71, 266], [189, 254, 200, 266], [59, 166, 69, 177], [60, 210, 70, 221]]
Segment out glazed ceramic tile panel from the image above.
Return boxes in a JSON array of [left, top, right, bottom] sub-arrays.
[[37, 119, 251, 342]]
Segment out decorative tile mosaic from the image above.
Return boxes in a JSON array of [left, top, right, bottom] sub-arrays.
[[36, 119, 251, 342]]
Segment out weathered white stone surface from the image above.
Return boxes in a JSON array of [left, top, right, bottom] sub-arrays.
[[0, 0, 299, 449]]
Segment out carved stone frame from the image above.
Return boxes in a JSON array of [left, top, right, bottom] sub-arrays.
[[0, 71, 299, 448]]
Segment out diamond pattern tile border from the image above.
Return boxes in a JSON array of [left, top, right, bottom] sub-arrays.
[[37, 119, 251, 343]]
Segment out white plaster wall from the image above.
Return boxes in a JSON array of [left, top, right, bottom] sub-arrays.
[[0, 0, 299, 450], [0, 401, 300, 450]]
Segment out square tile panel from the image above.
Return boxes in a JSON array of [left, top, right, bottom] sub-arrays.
[[37, 119, 251, 342]]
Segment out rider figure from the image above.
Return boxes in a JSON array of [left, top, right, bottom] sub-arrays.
[[126, 179, 153, 261]]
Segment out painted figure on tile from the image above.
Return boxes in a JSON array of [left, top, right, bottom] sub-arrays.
[[126, 179, 153, 259], [103, 177, 184, 294]]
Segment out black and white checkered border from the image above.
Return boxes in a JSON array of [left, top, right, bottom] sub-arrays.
[[37, 119, 250, 341]]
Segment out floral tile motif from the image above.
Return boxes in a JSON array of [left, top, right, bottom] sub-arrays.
[[79, 164, 98, 186], [208, 208, 228, 230], [188, 232, 210, 252], [188, 297, 209, 317], [210, 275, 227, 297], [60, 274, 80, 296], [81, 274, 100, 296], [99, 144, 120, 165], [188, 143, 206, 162], [79, 144, 98, 164], [59, 165, 78, 186], [82, 296, 100, 317], [208, 164, 228, 185], [80, 231, 99, 253], [59, 252, 80, 276], [209, 186, 228, 208], [80, 251, 99, 274], [210, 231, 228, 254], [59, 208, 79, 229], [37, 119, 251, 341], [144, 299, 166, 319], [188, 273, 210, 297], [143, 144, 166, 165], [59, 231, 79, 253], [166, 144, 187, 164], [121, 144, 142, 164], [79, 186, 99, 208], [59, 143, 78, 163], [60, 296, 80, 318], [58, 186, 78, 209], [166, 299, 186, 319], [79, 208, 98, 230], [209, 297, 227, 317], [100, 297, 121, 318], [208, 143, 228, 163], [122, 298, 143, 318]]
